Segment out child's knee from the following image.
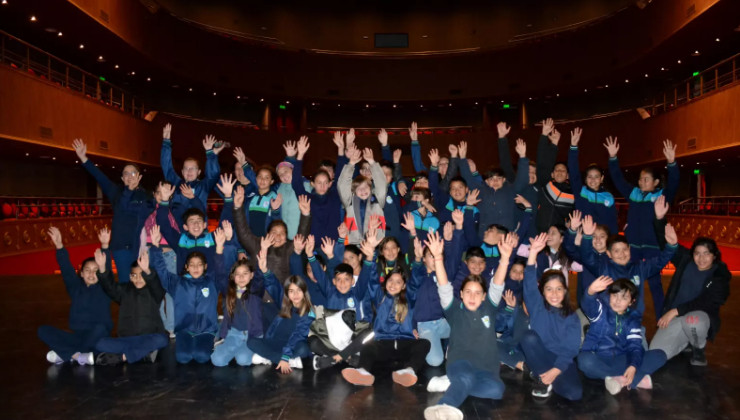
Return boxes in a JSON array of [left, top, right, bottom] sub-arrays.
[[210, 352, 230, 367], [176, 352, 193, 364], [235, 351, 253, 366]]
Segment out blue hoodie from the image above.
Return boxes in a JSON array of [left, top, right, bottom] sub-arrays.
[[57, 248, 113, 333], [215, 248, 266, 339], [310, 256, 372, 323], [262, 269, 316, 361], [160, 138, 220, 219], [580, 291, 644, 368], [366, 261, 416, 340], [568, 146, 618, 235]]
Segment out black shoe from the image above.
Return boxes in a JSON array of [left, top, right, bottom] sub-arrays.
[[312, 355, 336, 370], [532, 377, 552, 398], [95, 352, 123, 366], [145, 350, 158, 363], [345, 354, 361, 368], [682, 344, 693, 354], [690, 346, 708, 366]]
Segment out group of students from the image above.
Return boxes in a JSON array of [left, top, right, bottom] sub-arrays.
[[38, 120, 730, 420]]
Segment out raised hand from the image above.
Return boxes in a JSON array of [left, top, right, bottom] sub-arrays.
[[515, 139, 526, 158], [48, 226, 63, 249], [359, 238, 376, 260], [150, 225, 162, 247], [665, 223, 678, 245], [424, 231, 444, 258], [570, 127, 583, 146], [305, 235, 316, 256], [72, 139, 88, 163], [180, 183, 195, 200], [588, 276, 614, 295], [569, 210, 583, 231], [94, 248, 106, 273], [401, 212, 416, 234], [528, 232, 548, 256], [498, 233, 517, 260], [514, 194, 531, 209], [409, 122, 418, 141], [346, 128, 356, 147], [458, 141, 468, 159], [293, 234, 306, 254], [654, 195, 669, 220], [297, 136, 310, 159], [257, 248, 268, 273], [497, 122, 511, 138], [603, 136, 619, 157], [467, 158, 477, 174], [548, 129, 561, 146], [283, 140, 297, 158], [393, 148, 402, 163], [261, 234, 276, 252], [337, 222, 349, 240], [451, 209, 464, 229], [503, 289, 517, 307], [582, 214, 596, 236], [541, 118, 554, 136], [298, 195, 311, 216], [362, 147, 375, 165], [413, 237, 424, 262], [97, 227, 111, 249], [159, 182, 175, 202], [429, 148, 440, 167], [233, 146, 246, 165], [320, 236, 335, 259], [163, 123, 172, 139], [221, 220, 233, 241], [397, 182, 408, 197], [137, 249, 150, 274], [347, 145, 362, 165], [448, 143, 458, 158], [202, 134, 217, 151], [332, 131, 345, 154], [216, 173, 237, 198], [663, 139, 676, 164], [378, 128, 388, 147], [234, 185, 245, 209], [271, 193, 283, 210], [443, 221, 454, 241], [466, 189, 481, 206], [214, 227, 226, 249]]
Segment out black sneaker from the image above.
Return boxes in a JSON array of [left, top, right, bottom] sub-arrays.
[[690, 346, 708, 366], [95, 352, 123, 366], [145, 350, 158, 363], [312, 355, 336, 370], [532, 377, 552, 398], [682, 344, 693, 354], [345, 354, 361, 368]]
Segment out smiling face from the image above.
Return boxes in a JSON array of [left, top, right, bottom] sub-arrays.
[[312, 172, 332, 196], [585, 168, 604, 191], [269, 224, 288, 248], [80, 261, 99, 286], [509, 263, 524, 281], [546, 226, 564, 249], [181, 159, 201, 182], [129, 266, 146, 289], [333, 272, 353, 294], [693, 245, 716, 271], [551, 163, 568, 183], [438, 157, 450, 177], [256, 168, 274, 194], [287, 283, 305, 307], [607, 242, 631, 266], [233, 265, 253, 289], [277, 166, 292, 184], [354, 181, 372, 200], [186, 255, 207, 278], [414, 177, 429, 189], [183, 214, 206, 238], [121, 165, 139, 188], [449, 180, 468, 203], [381, 240, 400, 262], [609, 289, 633, 315], [384, 273, 406, 297], [461, 281, 485, 311], [466, 256, 486, 276], [528, 164, 537, 185], [592, 227, 609, 253], [487, 175, 505, 190], [343, 251, 361, 274], [543, 278, 566, 308]]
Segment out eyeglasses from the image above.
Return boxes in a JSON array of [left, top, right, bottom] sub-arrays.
[[122, 171, 139, 177]]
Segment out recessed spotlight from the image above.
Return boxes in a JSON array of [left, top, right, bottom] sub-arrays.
[[529, 97, 533, 100], [660, 67, 665, 71], [625, 79, 629, 83], [362, 35, 369, 39], [114, 64, 119, 69], [337, 104, 341, 107], [420, 104, 424, 108], [260, 98, 264, 102], [677, 59, 682, 64], [79, 44, 85, 49], [2, 1, 8, 5], [715, 37, 720, 42], [644, 73, 649, 77], [30, 16, 37, 22], [213, 92, 217, 96], [605, 84, 609, 88], [584, 88, 588, 92], [111, 165, 114, 169], [556, 93, 560, 97], [366, 104, 369, 108], [421, 35, 429, 38], [25, 152, 29, 156], [188, 88, 192, 92], [718, 158, 722, 161], [500, 100, 504, 103], [285, 100, 290, 104], [52, 157, 56, 160], [393, 104, 397, 108], [57, 32, 63, 37], [692, 50, 700, 56], [97, 55, 104, 62], [311, 102, 315, 106], [448, 103, 452, 107], [130, 71, 135, 75], [75, 160, 78, 163], [146, 77, 151, 81], [474, 102, 478, 105], [237, 95, 240, 99]]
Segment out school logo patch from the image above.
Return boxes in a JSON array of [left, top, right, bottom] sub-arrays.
[[347, 297, 355, 308], [386, 196, 393, 204], [631, 275, 641, 287], [603, 198, 612, 206], [481, 315, 491, 329], [201, 288, 210, 298], [204, 240, 212, 248]]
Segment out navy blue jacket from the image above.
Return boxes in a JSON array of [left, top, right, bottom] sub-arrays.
[[310, 256, 372, 323], [289, 252, 327, 307], [581, 291, 644, 368], [366, 261, 416, 340], [215, 247, 265, 339], [57, 248, 113, 333], [160, 138, 220, 218], [568, 146, 618, 235], [498, 137, 539, 239], [409, 263, 445, 323], [261, 269, 315, 360], [291, 158, 344, 241]]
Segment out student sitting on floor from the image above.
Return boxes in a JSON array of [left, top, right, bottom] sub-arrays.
[[94, 247, 169, 365], [38, 227, 112, 366]]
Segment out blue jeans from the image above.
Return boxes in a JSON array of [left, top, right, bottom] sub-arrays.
[[158, 250, 177, 332], [176, 331, 215, 364], [631, 247, 664, 320], [112, 248, 136, 283], [37, 324, 109, 361], [248, 336, 312, 364], [417, 318, 451, 367], [498, 341, 525, 369], [578, 350, 667, 387], [439, 360, 505, 407], [520, 330, 583, 400], [95, 333, 169, 363], [211, 328, 254, 367]]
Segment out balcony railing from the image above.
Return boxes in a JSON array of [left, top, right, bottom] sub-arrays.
[[673, 196, 740, 217], [0, 196, 113, 221]]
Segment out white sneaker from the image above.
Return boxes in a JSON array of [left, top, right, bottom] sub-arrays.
[[605, 376, 627, 395], [168, 331, 176, 339], [46, 351, 64, 364], [341, 367, 375, 386], [424, 404, 463, 420], [427, 375, 451, 393], [251, 353, 272, 365], [392, 367, 418, 387], [289, 357, 303, 369], [76, 352, 94, 366]]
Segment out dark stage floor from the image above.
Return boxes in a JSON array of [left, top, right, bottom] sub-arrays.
[[2, 274, 739, 419]]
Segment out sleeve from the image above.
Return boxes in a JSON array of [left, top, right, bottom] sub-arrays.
[[155, 202, 181, 251], [392, 162, 403, 183], [160, 139, 183, 186], [410, 141, 428, 173], [56, 248, 80, 297], [580, 290, 604, 321], [214, 246, 237, 294], [281, 311, 315, 360], [462, 207, 481, 248], [567, 147, 583, 195], [296, 213, 311, 238], [644, 243, 677, 278], [309, 255, 331, 297], [233, 206, 259, 258], [676, 263, 731, 317], [242, 162, 258, 189], [487, 281, 504, 306], [337, 163, 355, 208], [81, 160, 120, 203], [219, 197, 235, 228], [150, 247, 179, 296], [289, 252, 305, 276], [625, 316, 645, 368], [522, 265, 545, 316], [356, 259, 375, 302], [579, 234, 602, 277], [291, 159, 308, 196], [553, 315, 582, 372], [607, 157, 634, 199], [143, 268, 166, 303], [536, 135, 557, 188], [381, 145, 392, 162], [262, 270, 282, 308], [458, 158, 483, 189], [203, 149, 221, 195], [96, 268, 122, 303], [444, 156, 459, 184], [407, 263, 425, 303], [370, 162, 387, 205], [663, 162, 680, 203], [438, 282, 454, 311], [515, 208, 533, 247], [498, 137, 516, 183], [563, 228, 581, 262], [428, 166, 441, 197], [513, 157, 530, 193], [444, 229, 464, 283]]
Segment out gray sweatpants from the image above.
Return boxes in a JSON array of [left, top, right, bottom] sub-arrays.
[[649, 310, 710, 360]]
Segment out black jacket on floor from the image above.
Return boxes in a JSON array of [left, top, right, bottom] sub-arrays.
[[97, 268, 166, 337]]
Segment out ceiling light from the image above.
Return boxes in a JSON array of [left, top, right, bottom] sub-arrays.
[[311, 102, 315, 106], [393, 104, 397, 108], [57, 32, 62, 37], [625, 79, 629, 83], [420, 104, 424, 108], [260, 98, 264, 102], [130, 71, 135, 75], [337, 104, 341, 107], [584, 88, 588, 92], [660, 67, 665, 71], [677, 59, 682, 64], [97, 55, 104, 62], [500, 100, 504, 103], [421, 35, 429, 38], [448, 103, 452, 106], [2, 1, 8, 5], [715, 38, 720, 42], [605, 84, 609, 88], [692, 50, 700, 56], [556, 93, 560, 97], [213, 92, 217, 96], [146, 77, 151, 81], [529, 97, 532, 100], [25, 152, 29, 156], [362, 35, 369, 39], [285, 100, 290, 104], [52, 157, 56, 160], [237, 95, 240, 99], [474, 102, 478, 105], [366, 104, 369, 108], [114, 64, 119, 69], [79, 44, 84, 49], [644, 73, 649, 77], [30, 16, 37, 22]]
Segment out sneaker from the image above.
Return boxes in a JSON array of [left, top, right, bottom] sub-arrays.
[[682, 344, 693, 354], [392, 367, 418, 387], [145, 350, 158, 363], [95, 352, 123, 366], [289, 357, 303, 369], [46, 351, 64, 364], [169, 331, 176, 340], [251, 354, 272, 366], [423, 404, 464, 420], [341, 367, 375, 386], [345, 354, 361, 368], [312, 355, 336, 370], [76, 352, 95, 366], [426, 375, 451, 393], [636, 374, 653, 389], [690, 346, 708, 366], [605, 376, 628, 395], [532, 377, 552, 398]]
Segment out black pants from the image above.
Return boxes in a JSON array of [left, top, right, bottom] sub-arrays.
[[309, 329, 374, 360], [359, 338, 430, 373]]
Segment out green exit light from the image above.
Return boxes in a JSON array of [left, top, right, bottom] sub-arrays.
[[692, 71, 700, 77], [99, 76, 106, 81], [693, 169, 700, 175], [503, 104, 510, 109], [279, 104, 286, 110]]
